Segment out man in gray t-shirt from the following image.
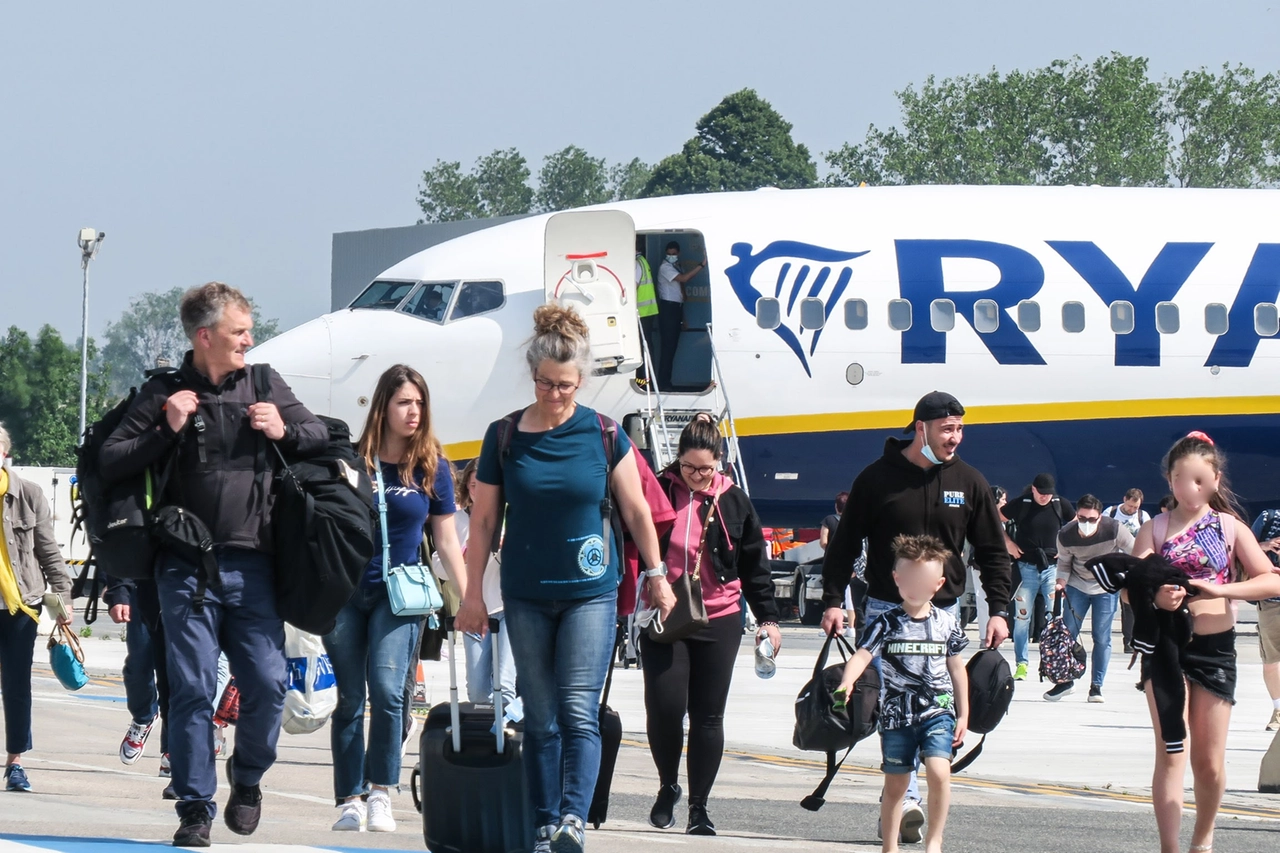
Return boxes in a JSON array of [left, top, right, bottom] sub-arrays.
[[1049, 494, 1134, 703]]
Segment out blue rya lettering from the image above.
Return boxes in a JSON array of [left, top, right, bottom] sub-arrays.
[[1205, 243, 1280, 368]]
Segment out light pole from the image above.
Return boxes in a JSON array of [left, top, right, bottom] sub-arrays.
[[77, 228, 105, 442]]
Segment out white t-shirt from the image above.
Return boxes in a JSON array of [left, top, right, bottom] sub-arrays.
[[656, 259, 683, 303], [1103, 505, 1150, 537], [432, 512, 504, 615]]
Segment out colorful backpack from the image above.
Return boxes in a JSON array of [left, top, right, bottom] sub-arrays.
[[1038, 590, 1087, 685]]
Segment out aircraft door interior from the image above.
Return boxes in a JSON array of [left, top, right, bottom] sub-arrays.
[[638, 230, 712, 392]]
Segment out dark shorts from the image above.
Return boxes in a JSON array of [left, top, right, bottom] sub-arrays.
[[1140, 629, 1237, 705]]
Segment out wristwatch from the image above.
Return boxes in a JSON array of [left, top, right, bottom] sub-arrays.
[[644, 562, 668, 579]]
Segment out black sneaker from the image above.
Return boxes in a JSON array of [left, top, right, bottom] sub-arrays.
[[162, 782, 177, 800], [1044, 682, 1075, 701], [173, 811, 212, 848], [687, 803, 716, 836], [649, 783, 682, 829], [1088, 685, 1105, 703], [223, 756, 262, 836]]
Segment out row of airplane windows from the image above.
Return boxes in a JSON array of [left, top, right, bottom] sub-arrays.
[[755, 296, 1280, 337]]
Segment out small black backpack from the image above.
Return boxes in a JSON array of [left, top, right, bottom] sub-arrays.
[[952, 648, 1015, 772], [794, 631, 880, 811]]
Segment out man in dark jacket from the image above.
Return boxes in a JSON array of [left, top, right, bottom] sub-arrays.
[[101, 282, 326, 847], [819, 391, 1012, 844]]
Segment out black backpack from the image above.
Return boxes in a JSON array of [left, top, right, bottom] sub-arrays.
[[794, 631, 880, 811], [253, 364, 375, 635], [71, 368, 185, 610], [952, 648, 1015, 772]]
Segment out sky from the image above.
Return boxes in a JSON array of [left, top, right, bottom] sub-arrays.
[[3, 0, 1279, 343]]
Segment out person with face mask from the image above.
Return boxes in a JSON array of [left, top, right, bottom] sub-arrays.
[[820, 391, 1011, 844], [653, 240, 706, 390], [1048, 494, 1134, 703]]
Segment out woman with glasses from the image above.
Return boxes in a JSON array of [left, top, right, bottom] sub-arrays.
[[458, 304, 672, 853], [641, 413, 781, 836]]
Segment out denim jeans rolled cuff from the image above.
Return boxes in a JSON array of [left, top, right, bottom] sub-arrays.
[[122, 594, 160, 725], [504, 589, 617, 827], [0, 608, 39, 756], [1012, 560, 1057, 665], [323, 584, 421, 802], [880, 715, 956, 774], [1061, 585, 1118, 687]]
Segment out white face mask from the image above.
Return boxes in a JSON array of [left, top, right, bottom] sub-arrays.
[[921, 442, 943, 466], [667, 254, 679, 264], [1077, 520, 1099, 537]]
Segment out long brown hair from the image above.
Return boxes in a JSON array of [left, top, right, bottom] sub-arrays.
[[357, 364, 443, 492], [455, 458, 480, 511], [1161, 431, 1244, 520]]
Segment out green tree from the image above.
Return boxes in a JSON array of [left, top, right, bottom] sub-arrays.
[[1168, 63, 1280, 188], [415, 160, 483, 223], [643, 89, 818, 196], [0, 325, 108, 466], [535, 145, 610, 212], [101, 288, 281, 398], [416, 148, 534, 222], [609, 157, 652, 201], [475, 148, 534, 216]]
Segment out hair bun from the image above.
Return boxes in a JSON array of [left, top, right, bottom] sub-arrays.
[[533, 304, 590, 341]]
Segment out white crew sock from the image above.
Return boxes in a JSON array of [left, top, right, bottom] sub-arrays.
[[1272, 697, 1280, 710]]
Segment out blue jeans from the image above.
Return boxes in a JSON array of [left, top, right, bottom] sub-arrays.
[[1013, 560, 1056, 666], [881, 716, 956, 773], [157, 548, 286, 819], [323, 584, 421, 802], [123, 585, 160, 727], [865, 596, 959, 805], [463, 611, 521, 719], [1061, 585, 1119, 688], [504, 590, 617, 827]]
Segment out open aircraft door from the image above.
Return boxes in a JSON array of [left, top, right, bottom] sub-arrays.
[[544, 210, 641, 373]]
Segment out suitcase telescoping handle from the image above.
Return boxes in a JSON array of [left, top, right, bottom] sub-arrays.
[[444, 615, 507, 757]]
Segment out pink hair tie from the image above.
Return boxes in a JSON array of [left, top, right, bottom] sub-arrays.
[[1186, 430, 1214, 445]]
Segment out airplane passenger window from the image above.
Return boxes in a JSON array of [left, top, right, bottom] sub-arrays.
[[1062, 301, 1086, 333], [350, 280, 416, 310], [399, 281, 456, 323], [1256, 303, 1280, 337], [888, 299, 913, 331], [1017, 300, 1041, 332], [1155, 301, 1180, 334], [1204, 303, 1229, 336], [756, 297, 781, 330], [843, 298, 868, 330], [799, 297, 826, 330], [450, 281, 505, 321], [1110, 301, 1134, 334], [930, 299, 955, 332], [973, 299, 999, 333]]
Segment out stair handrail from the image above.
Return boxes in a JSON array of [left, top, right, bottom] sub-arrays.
[[636, 320, 675, 469]]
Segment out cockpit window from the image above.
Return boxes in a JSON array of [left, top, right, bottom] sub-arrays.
[[400, 282, 457, 323], [350, 279, 417, 310], [450, 281, 505, 321]]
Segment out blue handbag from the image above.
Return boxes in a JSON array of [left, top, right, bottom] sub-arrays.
[[48, 624, 89, 691], [376, 468, 443, 626]]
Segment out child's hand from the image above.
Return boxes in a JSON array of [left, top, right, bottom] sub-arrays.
[[832, 683, 851, 711], [953, 715, 968, 747]]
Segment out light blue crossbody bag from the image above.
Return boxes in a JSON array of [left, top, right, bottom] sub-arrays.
[[376, 467, 443, 627]]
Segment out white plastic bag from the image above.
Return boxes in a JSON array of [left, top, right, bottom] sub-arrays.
[[282, 624, 337, 735]]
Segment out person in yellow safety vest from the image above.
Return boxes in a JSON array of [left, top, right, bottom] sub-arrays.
[[634, 235, 659, 387]]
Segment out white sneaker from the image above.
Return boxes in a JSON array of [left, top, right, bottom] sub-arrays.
[[159, 753, 171, 778], [367, 788, 396, 833], [899, 800, 925, 844], [331, 798, 367, 832], [213, 723, 227, 759], [120, 715, 157, 765]]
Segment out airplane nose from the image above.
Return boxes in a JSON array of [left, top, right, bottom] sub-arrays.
[[247, 314, 332, 415]]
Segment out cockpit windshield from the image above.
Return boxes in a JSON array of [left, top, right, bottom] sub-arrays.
[[350, 280, 416, 310], [400, 282, 457, 323]]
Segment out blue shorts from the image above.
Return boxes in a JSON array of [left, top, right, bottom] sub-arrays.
[[880, 716, 956, 774]]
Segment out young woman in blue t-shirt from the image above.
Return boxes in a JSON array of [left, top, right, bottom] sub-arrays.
[[458, 305, 673, 853], [324, 364, 466, 834]]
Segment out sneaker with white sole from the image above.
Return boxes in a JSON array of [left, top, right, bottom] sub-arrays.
[[367, 788, 396, 833], [1267, 708, 1280, 731], [331, 799, 367, 832], [120, 714, 158, 765], [1013, 662, 1029, 681], [551, 813, 586, 853], [4, 763, 32, 792], [213, 723, 227, 759], [1044, 682, 1074, 701], [159, 753, 172, 778], [899, 800, 925, 844], [533, 824, 557, 853], [1088, 686, 1105, 704]]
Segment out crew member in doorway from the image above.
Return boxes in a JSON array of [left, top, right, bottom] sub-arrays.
[[634, 236, 659, 388], [655, 240, 706, 390]]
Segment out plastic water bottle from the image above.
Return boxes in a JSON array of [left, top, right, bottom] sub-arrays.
[[754, 633, 777, 679]]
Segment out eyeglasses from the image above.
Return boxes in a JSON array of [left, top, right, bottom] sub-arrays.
[[533, 377, 580, 394], [1076, 515, 1101, 524], [680, 462, 716, 477]]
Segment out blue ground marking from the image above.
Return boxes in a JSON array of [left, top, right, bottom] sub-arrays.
[[0, 836, 425, 853]]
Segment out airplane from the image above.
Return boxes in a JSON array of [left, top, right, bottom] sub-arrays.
[[249, 184, 1280, 527]]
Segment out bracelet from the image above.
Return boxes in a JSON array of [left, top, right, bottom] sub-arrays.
[[758, 621, 779, 628]]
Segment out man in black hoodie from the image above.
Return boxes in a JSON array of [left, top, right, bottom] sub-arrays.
[[820, 391, 1013, 843]]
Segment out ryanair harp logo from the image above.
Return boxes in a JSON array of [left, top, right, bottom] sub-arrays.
[[725, 240, 869, 376]]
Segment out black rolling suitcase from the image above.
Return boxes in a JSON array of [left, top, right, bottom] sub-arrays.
[[588, 623, 624, 828], [420, 618, 534, 853]]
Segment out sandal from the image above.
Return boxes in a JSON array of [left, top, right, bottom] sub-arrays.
[[1189, 844, 1213, 852]]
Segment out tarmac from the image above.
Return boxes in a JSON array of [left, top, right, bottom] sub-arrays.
[[2, 613, 1278, 853]]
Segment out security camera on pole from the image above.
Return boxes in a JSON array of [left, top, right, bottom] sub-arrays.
[[77, 227, 105, 442]]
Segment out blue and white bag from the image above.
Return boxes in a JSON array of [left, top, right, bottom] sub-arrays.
[[282, 624, 337, 735], [376, 468, 444, 625]]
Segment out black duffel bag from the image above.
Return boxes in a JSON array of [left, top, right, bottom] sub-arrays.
[[794, 630, 880, 811]]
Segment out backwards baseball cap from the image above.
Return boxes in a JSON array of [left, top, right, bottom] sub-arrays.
[[1032, 473, 1056, 494], [903, 391, 966, 433]]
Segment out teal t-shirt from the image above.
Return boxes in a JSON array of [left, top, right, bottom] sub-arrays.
[[476, 405, 630, 601]]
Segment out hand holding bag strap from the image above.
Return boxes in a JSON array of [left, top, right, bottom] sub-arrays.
[[59, 624, 86, 664]]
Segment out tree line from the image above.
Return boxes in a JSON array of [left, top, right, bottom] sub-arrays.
[[0, 289, 278, 467], [416, 54, 1280, 221]]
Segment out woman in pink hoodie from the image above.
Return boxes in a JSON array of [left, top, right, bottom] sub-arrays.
[[641, 414, 782, 836]]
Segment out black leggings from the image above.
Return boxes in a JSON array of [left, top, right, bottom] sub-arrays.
[[640, 613, 741, 804]]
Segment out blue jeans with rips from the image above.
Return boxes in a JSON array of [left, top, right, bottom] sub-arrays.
[[1061, 585, 1119, 689], [323, 583, 421, 802], [1013, 560, 1057, 666], [503, 589, 617, 827]]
